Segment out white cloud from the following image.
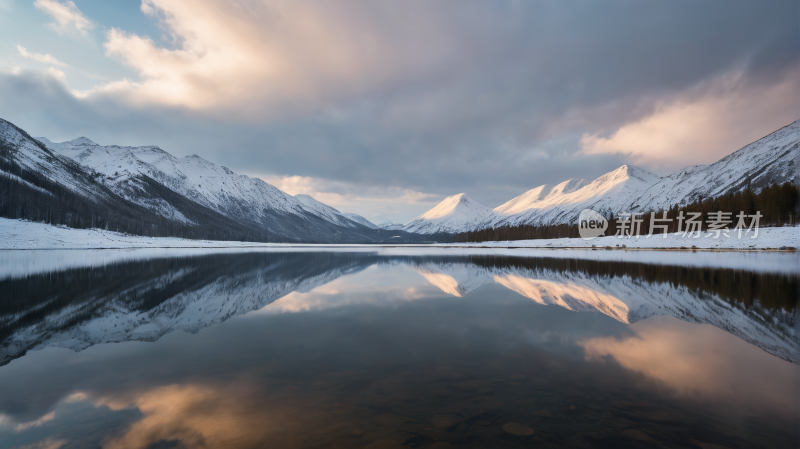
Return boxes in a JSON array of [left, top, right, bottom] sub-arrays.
[[580, 67, 800, 172], [34, 0, 93, 38], [14, 411, 55, 432], [17, 45, 68, 67], [256, 174, 440, 224], [46, 67, 66, 80], [86, 0, 458, 112]]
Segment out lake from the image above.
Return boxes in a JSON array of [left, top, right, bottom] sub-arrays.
[[0, 248, 797, 448]]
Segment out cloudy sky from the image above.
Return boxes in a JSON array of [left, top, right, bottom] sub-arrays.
[[1, 0, 798, 223]]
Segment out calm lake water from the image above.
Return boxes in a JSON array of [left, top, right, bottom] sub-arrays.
[[0, 248, 797, 449]]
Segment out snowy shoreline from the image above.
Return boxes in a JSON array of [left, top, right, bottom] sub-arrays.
[[0, 217, 797, 251]]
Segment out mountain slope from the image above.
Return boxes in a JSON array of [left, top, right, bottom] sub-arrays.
[[294, 194, 364, 228], [492, 165, 660, 227], [0, 119, 266, 240], [627, 120, 800, 212], [377, 221, 404, 230], [32, 131, 386, 242], [403, 193, 495, 234], [410, 120, 799, 234], [494, 178, 589, 216], [342, 212, 379, 229]]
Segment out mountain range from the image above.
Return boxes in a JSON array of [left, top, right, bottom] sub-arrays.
[[0, 118, 429, 243], [403, 120, 799, 234], [1, 117, 797, 241]]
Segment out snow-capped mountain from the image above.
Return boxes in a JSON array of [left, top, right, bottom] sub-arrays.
[[0, 123, 113, 202], [492, 165, 659, 227], [626, 119, 800, 212], [342, 212, 379, 229], [377, 221, 405, 230], [403, 193, 495, 234], [0, 119, 243, 238], [406, 120, 799, 234], [494, 179, 589, 216], [0, 117, 431, 242], [34, 134, 382, 241], [293, 194, 364, 228]]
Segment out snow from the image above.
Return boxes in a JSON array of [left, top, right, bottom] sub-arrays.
[[404, 121, 799, 234], [2, 217, 796, 251], [0, 217, 279, 250], [0, 170, 52, 196], [404, 166, 662, 234], [0, 120, 112, 201], [494, 178, 589, 215], [628, 120, 800, 211], [377, 221, 404, 230], [342, 213, 379, 229], [294, 194, 360, 228], [403, 193, 495, 234], [33, 134, 353, 230]]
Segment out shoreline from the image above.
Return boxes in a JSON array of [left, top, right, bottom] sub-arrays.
[[1, 217, 797, 252]]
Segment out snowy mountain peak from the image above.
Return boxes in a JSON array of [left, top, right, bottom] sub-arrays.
[[418, 193, 489, 220], [295, 194, 342, 214], [627, 119, 800, 211], [293, 194, 372, 229], [494, 178, 590, 216], [600, 164, 660, 185], [552, 178, 590, 195], [403, 193, 494, 234], [342, 213, 379, 229], [377, 221, 404, 230], [67, 137, 98, 146]]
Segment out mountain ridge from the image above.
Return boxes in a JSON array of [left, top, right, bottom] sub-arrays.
[[404, 121, 799, 234]]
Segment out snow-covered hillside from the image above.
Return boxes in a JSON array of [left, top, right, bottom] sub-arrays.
[[492, 165, 660, 227], [0, 121, 113, 202], [342, 213, 379, 229], [403, 193, 495, 234], [0, 118, 409, 243], [406, 120, 799, 234], [626, 119, 800, 211], [494, 178, 589, 216], [294, 194, 363, 228], [35, 136, 352, 234], [377, 221, 404, 230]]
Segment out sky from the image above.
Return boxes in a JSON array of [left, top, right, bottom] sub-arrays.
[[1, 0, 798, 224]]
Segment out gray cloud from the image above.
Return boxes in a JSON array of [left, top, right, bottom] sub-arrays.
[[1, 0, 798, 219]]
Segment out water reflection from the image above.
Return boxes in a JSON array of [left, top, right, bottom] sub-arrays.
[[0, 251, 797, 448]]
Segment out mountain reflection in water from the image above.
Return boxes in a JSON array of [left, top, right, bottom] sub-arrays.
[[0, 250, 797, 449]]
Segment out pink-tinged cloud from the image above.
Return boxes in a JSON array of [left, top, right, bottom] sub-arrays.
[[580, 67, 800, 172], [94, 0, 460, 113]]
